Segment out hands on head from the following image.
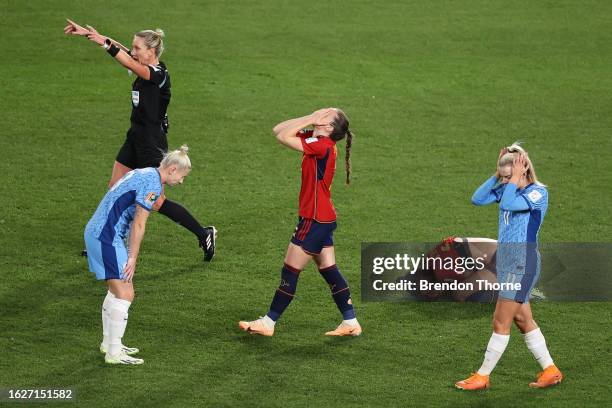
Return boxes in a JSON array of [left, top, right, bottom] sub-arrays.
[[311, 108, 336, 127], [495, 146, 528, 183], [495, 147, 508, 179], [510, 153, 528, 184]]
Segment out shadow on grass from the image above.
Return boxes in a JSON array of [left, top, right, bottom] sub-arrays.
[[364, 299, 495, 323]]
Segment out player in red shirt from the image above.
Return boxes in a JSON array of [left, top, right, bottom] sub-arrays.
[[239, 108, 361, 337]]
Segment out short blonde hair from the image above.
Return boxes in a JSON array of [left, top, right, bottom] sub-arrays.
[[160, 145, 191, 171], [135, 28, 165, 57], [497, 142, 545, 186]]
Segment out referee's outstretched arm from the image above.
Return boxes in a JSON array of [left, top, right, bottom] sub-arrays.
[[64, 18, 152, 80], [64, 19, 130, 53], [87, 27, 153, 80]]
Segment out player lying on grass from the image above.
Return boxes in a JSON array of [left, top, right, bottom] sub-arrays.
[[412, 236, 499, 302], [239, 108, 361, 337], [412, 236, 545, 302], [455, 143, 563, 390], [84, 145, 191, 365], [64, 18, 216, 262]]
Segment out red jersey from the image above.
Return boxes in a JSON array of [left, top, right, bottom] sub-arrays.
[[298, 130, 337, 222]]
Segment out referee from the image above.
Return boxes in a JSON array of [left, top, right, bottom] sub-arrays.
[[65, 19, 216, 261]]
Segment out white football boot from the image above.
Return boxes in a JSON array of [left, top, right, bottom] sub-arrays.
[[105, 352, 144, 365]]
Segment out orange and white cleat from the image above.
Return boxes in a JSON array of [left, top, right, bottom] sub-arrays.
[[325, 321, 362, 337], [455, 373, 490, 390], [238, 317, 274, 337], [529, 364, 563, 388]]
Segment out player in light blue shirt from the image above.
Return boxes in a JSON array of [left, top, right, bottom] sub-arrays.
[[85, 167, 163, 249], [472, 170, 548, 245], [456, 143, 563, 390], [84, 145, 192, 365]]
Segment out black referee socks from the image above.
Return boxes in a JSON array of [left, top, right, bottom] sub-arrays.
[[158, 199, 207, 241]]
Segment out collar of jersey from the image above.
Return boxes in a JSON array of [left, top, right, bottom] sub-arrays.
[[155, 168, 163, 185]]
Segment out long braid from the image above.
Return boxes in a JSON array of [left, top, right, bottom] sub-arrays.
[[345, 130, 353, 185], [328, 109, 353, 185]]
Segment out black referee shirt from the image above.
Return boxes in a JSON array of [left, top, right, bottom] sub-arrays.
[[130, 62, 171, 128]]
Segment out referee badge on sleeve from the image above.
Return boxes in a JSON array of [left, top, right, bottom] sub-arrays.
[[145, 192, 158, 205], [132, 91, 140, 107]]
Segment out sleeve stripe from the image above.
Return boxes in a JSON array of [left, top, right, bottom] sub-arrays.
[[158, 74, 167, 88]]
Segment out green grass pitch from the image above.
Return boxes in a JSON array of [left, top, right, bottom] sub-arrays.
[[1, 0, 611, 406]]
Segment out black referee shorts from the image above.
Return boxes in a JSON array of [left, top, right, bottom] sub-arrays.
[[116, 125, 168, 169]]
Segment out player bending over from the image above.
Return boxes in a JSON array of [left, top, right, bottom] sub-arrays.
[[84, 146, 192, 364]]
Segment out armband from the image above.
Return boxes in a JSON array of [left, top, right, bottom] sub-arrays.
[[107, 42, 120, 57]]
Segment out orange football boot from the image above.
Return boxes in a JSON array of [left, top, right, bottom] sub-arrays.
[[529, 365, 563, 388], [325, 322, 362, 337], [238, 317, 274, 337], [455, 373, 490, 390]]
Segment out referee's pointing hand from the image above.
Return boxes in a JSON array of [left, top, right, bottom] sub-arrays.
[[64, 18, 90, 36]]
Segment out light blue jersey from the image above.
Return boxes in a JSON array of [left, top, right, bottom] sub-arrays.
[[493, 183, 548, 243], [85, 168, 162, 247], [472, 176, 548, 302]]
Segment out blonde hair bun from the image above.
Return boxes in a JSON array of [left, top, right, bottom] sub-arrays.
[[135, 28, 165, 57], [506, 141, 526, 154], [160, 145, 191, 170]]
